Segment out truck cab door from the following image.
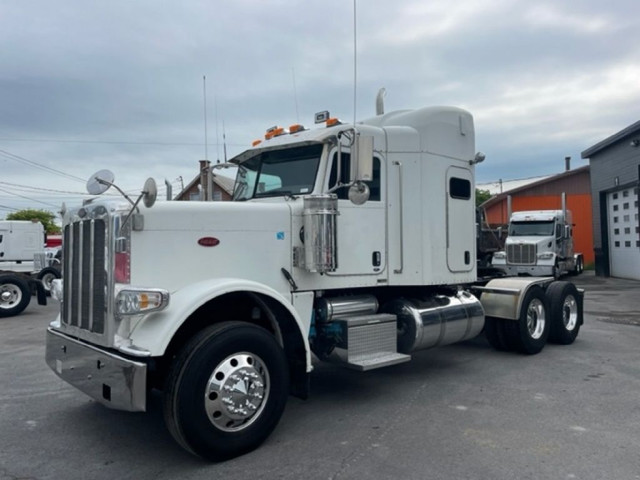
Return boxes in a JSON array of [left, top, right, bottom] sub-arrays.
[[325, 150, 386, 276]]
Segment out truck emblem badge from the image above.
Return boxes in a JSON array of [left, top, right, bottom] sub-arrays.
[[198, 237, 220, 247], [276, 232, 285, 240]]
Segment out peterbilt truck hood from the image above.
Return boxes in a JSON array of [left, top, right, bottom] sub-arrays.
[[129, 200, 296, 294]]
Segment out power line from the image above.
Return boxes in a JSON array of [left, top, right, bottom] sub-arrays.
[[0, 137, 247, 147], [0, 149, 86, 183], [0, 186, 60, 208], [0, 181, 88, 195]]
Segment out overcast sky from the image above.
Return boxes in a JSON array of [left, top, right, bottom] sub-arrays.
[[1, 0, 639, 217]]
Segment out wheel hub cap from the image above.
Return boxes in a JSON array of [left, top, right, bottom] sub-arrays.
[[204, 352, 269, 432], [563, 294, 578, 331], [0, 286, 20, 306], [526, 298, 546, 339]]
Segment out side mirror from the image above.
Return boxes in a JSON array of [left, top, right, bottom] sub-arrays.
[[564, 225, 571, 239], [350, 134, 373, 183]]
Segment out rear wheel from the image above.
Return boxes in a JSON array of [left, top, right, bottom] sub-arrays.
[[0, 275, 31, 318], [503, 286, 549, 354], [37, 267, 61, 296], [163, 322, 289, 461], [547, 281, 582, 345], [572, 256, 583, 275]]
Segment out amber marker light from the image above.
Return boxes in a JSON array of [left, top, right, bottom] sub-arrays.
[[289, 124, 305, 133]]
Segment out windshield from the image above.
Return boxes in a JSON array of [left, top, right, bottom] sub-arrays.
[[233, 144, 323, 200], [510, 220, 554, 236]]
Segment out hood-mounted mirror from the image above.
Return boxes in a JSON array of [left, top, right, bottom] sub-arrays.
[[85, 170, 158, 230], [87, 169, 115, 195], [142, 178, 157, 208]]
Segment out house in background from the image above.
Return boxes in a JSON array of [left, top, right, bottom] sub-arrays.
[[581, 120, 640, 280], [480, 164, 594, 267], [174, 160, 235, 202]]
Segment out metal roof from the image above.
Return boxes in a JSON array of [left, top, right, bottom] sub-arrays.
[[581, 119, 640, 158], [480, 165, 590, 209]]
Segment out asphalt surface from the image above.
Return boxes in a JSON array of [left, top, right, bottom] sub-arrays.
[[1, 271, 639, 480]]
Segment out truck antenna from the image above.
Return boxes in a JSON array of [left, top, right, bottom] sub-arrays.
[[353, 0, 357, 126], [223, 120, 228, 162], [203, 75, 209, 161]]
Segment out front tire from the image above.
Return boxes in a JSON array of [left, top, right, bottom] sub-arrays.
[[503, 286, 549, 354], [163, 322, 289, 461], [0, 275, 31, 318], [547, 281, 582, 345]]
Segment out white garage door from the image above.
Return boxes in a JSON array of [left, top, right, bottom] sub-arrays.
[[607, 187, 640, 280]]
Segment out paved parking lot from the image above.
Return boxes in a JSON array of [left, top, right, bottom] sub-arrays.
[[1, 272, 639, 480]]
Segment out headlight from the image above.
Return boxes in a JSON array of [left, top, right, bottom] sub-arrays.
[[116, 288, 170, 315], [537, 252, 554, 260], [51, 279, 64, 302], [493, 251, 506, 259]]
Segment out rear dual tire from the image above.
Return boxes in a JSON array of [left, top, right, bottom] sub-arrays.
[[546, 281, 581, 345], [485, 282, 582, 353]]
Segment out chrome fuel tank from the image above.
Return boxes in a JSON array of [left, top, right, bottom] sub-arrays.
[[382, 291, 484, 354]]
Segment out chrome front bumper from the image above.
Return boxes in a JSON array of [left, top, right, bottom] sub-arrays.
[[45, 328, 147, 412]]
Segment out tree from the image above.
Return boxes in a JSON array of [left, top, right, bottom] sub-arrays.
[[6, 209, 61, 234], [475, 188, 492, 206]]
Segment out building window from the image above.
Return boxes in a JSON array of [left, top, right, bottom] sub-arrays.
[[625, 227, 631, 234], [614, 228, 620, 235], [623, 190, 629, 197], [614, 241, 620, 247], [613, 193, 618, 199], [624, 215, 630, 222], [613, 205, 619, 211], [625, 241, 631, 247], [623, 202, 629, 210], [613, 216, 618, 223]]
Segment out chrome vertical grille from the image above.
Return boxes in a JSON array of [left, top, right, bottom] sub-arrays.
[[62, 219, 107, 334], [506, 243, 536, 265]]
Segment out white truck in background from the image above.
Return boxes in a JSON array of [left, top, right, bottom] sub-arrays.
[[491, 200, 584, 279], [0, 220, 59, 317], [45, 95, 585, 461]]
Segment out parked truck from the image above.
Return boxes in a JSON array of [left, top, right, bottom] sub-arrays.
[[45, 99, 584, 461], [491, 203, 584, 279], [0, 220, 56, 317]]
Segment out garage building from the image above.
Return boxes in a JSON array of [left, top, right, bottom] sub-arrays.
[[581, 121, 640, 280]]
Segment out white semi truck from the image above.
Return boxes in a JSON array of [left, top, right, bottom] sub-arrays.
[[0, 220, 57, 317], [491, 205, 584, 279], [45, 100, 584, 461]]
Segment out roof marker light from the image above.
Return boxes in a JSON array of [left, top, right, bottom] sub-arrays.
[[252, 139, 262, 147], [289, 123, 306, 134], [326, 117, 342, 127]]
